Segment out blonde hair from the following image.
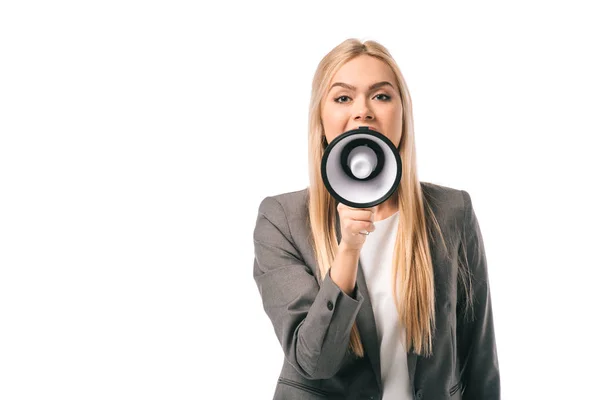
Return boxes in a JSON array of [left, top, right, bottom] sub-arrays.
[[307, 38, 449, 357]]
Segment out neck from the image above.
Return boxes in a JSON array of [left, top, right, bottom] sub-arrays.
[[372, 196, 399, 222]]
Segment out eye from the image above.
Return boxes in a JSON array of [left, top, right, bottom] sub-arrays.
[[374, 93, 391, 101], [334, 95, 351, 103]]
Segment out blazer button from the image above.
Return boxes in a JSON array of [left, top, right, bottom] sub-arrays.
[[327, 301, 334, 310], [416, 389, 423, 399]]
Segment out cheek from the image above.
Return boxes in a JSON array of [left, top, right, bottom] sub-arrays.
[[321, 106, 347, 133], [382, 108, 403, 145], [323, 107, 347, 124], [388, 106, 403, 129]]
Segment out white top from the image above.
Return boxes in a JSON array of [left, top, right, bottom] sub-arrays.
[[359, 211, 412, 400]]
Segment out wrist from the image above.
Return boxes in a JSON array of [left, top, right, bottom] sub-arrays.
[[338, 241, 361, 256]]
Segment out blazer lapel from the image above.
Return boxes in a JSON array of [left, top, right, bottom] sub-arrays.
[[334, 207, 418, 393], [355, 258, 383, 391]]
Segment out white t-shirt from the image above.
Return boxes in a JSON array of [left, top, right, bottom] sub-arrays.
[[359, 211, 412, 400]]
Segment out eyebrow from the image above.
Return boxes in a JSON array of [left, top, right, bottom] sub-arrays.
[[328, 81, 396, 93]]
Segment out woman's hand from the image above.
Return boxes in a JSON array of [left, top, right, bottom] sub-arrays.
[[337, 202, 376, 251]]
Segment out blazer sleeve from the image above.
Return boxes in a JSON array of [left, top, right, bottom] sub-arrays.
[[252, 196, 365, 380], [457, 190, 501, 399]]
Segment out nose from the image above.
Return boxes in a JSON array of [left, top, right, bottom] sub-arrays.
[[353, 98, 374, 121]]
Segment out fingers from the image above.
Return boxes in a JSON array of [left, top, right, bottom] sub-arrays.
[[337, 203, 377, 248], [337, 203, 375, 221]]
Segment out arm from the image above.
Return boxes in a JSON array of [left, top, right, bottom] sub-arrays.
[[457, 190, 501, 399], [253, 196, 364, 380]]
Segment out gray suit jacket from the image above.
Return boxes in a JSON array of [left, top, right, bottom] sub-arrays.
[[253, 182, 500, 400]]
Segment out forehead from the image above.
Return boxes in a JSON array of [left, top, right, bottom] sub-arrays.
[[330, 55, 396, 88]]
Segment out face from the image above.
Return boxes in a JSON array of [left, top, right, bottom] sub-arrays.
[[320, 55, 403, 148]]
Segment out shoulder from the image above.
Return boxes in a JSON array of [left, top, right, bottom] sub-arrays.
[[260, 187, 308, 208], [420, 181, 471, 213], [254, 188, 312, 259], [255, 187, 310, 235], [419, 181, 477, 239], [257, 187, 309, 218]]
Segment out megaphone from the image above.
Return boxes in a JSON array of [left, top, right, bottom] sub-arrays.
[[321, 126, 402, 208]]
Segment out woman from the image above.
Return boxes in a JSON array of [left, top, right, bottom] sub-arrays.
[[253, 38, 500, 400]]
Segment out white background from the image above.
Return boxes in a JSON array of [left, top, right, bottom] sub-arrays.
[[1, 1, 599, 398]]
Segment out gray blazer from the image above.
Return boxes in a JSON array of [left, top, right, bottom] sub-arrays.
[[252, 182, 500, 400]]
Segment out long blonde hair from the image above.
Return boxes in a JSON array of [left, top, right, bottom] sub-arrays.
[[307, 38, 447, 357]]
